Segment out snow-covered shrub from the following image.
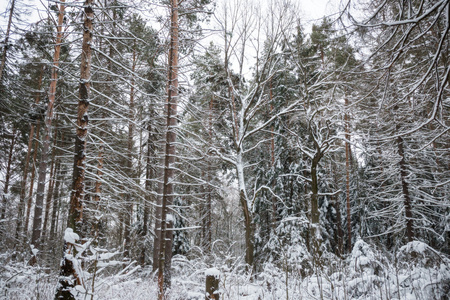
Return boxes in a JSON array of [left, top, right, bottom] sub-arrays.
[[349, 238, 384, 275], [394, 241, 450, 299], [345, 238, 386, 299]]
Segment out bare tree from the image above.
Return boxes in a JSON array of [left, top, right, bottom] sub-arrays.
[[211, 0, 302, 269]]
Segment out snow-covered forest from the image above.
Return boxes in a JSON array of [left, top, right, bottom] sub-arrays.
[[0, 0, 449, 299]]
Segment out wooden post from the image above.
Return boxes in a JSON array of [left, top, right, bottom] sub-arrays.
[[205, 268, 220, 300]]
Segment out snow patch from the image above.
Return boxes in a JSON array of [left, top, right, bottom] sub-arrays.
[[64, 228, 80, 244], [205, 268, 220, 278], [399, 240, 428, 254], [30, 245, 39, 256]]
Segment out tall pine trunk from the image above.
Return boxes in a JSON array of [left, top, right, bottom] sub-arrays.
[[202, 95, 214, 253], [41, 124, 59, 245], [123, 43, 136, 258], [158, 0, 179, 297], [55, 0, 93, 298], [31, 0, 66, 249], [0, 128, 16, 243], [49, 142, 63, 243], [15, 65, 45, 242]]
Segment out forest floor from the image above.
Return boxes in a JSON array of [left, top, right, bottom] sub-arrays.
[[1, 240, 449, 300]]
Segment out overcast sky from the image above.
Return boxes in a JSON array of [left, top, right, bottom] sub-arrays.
[[300, 0, 340, 24], [0, 0, 341, 29]]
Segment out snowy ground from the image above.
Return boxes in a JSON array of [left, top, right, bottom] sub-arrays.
[[1, 241, 449, 299]]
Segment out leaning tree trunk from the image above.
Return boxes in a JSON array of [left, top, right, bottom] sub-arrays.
[[31, 0, 66, 249], [55, 0, 93, 298], [157, 0, 179, 298]]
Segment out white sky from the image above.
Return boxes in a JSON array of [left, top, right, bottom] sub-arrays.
[[0, 0, 341, 31], [299, 0, 340, 27]]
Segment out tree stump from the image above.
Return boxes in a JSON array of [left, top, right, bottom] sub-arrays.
[[205, 268, 220, 300]]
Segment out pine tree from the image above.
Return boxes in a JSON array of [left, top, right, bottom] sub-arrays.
[[55, 0, 94, 297]]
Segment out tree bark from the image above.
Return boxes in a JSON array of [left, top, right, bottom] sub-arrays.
[[50, 148, 63, 242], [55, 0, 93, 298], [0, 128, 16, 242], [310, 150, 323, 259], [15, 65, 45, 242], [203, 95, 214, 253], [41, 124, 59, 245], [205, 272, 220, 300], [269, 82, 277, 229], [24, 121, 41, 240], [140, 123, 154, 266], [158, 0, 178, 297], [331, 157, 343, 257], [31, 0, 66, 248], [123, 42, 136, 258], [240, 189, 254, 268], [397, 136, 414, 242], [344, 98, 352, 252]]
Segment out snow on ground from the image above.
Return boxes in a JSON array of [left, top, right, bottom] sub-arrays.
[[1, 241, 449, 299]]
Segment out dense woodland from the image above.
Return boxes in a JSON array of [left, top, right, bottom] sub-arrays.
[[0, 0, 449, 299]]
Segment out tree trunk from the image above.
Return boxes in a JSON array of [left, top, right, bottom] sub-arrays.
[[41, 124, 59, 245], [205, 271, 220, 300], [92, 137, 103, 241], [0, 0, 15, 81], [397, 136, 414, 242], [331, 157, 343, 257], [49, 153, 63, 242], [203, 96, 214, 253], [344, 98, 352, 252], [140, 123, 154, 266], [152, 171, 162, 271], [24, 121, 41, 240], [310, 152, 322, 259], [158, 0, 178, 297], [1, 128, 16, 242], [15, 65, 45, 242], [269, 82, 277, 229], [123, 43, 136, 258], [55, 0, 93, 298], [240, 189, 254, 268], [235, 149, 254, 269], [31, 0, 66, 248]]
